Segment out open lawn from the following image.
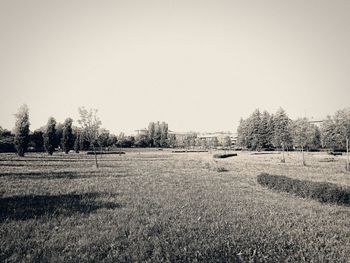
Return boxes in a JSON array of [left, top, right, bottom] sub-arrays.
[[0, 150, 350, 262]]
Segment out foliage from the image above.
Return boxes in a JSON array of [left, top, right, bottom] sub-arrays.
[[61, 118, 74, 154], [14, 104, 30, 157], [78, 107, 102, 167], [272, 108, 292, 150], [29, 129, 44, 152], [43, 117, 57, 155]]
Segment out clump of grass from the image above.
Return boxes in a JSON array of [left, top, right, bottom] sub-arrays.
[[257, 173, 350, 206], [204, 161, 229, 172], [213, 153, 237, 159]]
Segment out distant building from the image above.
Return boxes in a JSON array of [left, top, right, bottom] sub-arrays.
[[198, 132, 237, 146]]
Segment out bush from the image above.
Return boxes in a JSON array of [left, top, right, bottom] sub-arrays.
[[257, 173, 350, 206], [213, 153, 237, 158], [86, 151, 125, 155]]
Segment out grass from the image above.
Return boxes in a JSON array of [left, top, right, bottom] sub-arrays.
[[0, 150, 350, 262]]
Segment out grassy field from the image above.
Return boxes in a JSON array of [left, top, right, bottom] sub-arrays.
[[0, 150, 350, 262]]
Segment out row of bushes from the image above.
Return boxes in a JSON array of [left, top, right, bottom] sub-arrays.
[[257, 173, 350, 206], [213, 153, 237, 159], [86, 151, 125, 155]]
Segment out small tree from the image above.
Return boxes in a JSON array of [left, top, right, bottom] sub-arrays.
[[43, 117, 57, 155], [78, 107, 101, 168], [291, 118, 313, 166], [61, 118, 74, 154], [334, 108, 350, 171], [14, 104, 30, 157]]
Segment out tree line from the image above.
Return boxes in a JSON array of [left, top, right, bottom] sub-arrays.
[[0, 105, 176, 156], [236, 107, 350, 165]]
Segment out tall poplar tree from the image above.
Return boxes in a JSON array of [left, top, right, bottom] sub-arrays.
[[14, 104, 30, 157]]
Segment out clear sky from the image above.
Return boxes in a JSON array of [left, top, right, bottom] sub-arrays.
[[0, 0, 349, 135]]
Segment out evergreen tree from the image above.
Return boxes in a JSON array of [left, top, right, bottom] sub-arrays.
[[248, 109, 262, 150], [73, 130, 81, 153], [54, 123, 63, 149], [14, 104, 30, 157], [272, 108, 292, 162], [61, 118, 74, 154], [260, 111, 272, 149], [236, 118, 249, 149], [43, 117, 57, 155]]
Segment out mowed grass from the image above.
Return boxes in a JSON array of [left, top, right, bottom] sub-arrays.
[[0, 150, 350, 262]]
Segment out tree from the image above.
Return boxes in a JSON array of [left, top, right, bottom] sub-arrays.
[[43, 117, 57, 155], [154, 122, 162, 147], [321, 116, 337, 150], [222, 136, 232, 147], [168, 134, 177, 148], [98, 128, 110, 149], [29, 129, 44, 152], [14, 104, 30, 157], [61, 118, 74, 154], [135, 134, 150, 147], [54, 123, 63, 150], [160, 121, 168, 147], [306, 125, 321, 151], [291, 118, 314, 165], [73, 128, 81, 153], [333, 108, 350, 171], [247, 109, 262, 150], [148, 122, 155, 147], [272, 108, 292, 163], [0, 127, 15, 153], [78, 107, 101, 168], [260, 111, 273, 149], [236, 118, 249, 149]]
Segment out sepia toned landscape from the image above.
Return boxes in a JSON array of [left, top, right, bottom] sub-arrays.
[[1, 149, 350, 262], [1, 0, 350, 262]]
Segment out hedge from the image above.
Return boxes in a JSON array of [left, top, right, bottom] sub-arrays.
[[213, 153, 237, 159], [257, 173, 350, 206], [86, 151, 125, 155]]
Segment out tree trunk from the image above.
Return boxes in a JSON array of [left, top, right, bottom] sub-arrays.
[[347, 137, 349, 172], [281, 144, 285, 163], [92, 144, 99, 168], [302, 145, 305, 166]]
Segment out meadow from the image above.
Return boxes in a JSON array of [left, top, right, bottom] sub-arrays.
[[0, 149, 350, 262]]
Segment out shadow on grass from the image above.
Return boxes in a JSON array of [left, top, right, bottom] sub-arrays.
[[0, 171, 79, 179], [0, 171, 132, 180], [0, 192, 122, 222]]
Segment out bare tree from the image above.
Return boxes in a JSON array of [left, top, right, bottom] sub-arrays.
[[291, 118, 314, 166], [78, 107, 101, 168]]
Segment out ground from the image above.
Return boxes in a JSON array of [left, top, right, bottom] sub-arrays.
[[0, 150, 349, 262]]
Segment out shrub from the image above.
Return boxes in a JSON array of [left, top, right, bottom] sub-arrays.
[[213, 153, 237, 159], [257, 173, 350, 206], [86, 151, 125, 155]]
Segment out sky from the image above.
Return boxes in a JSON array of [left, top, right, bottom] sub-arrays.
[[0, 0, 349, 135]]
